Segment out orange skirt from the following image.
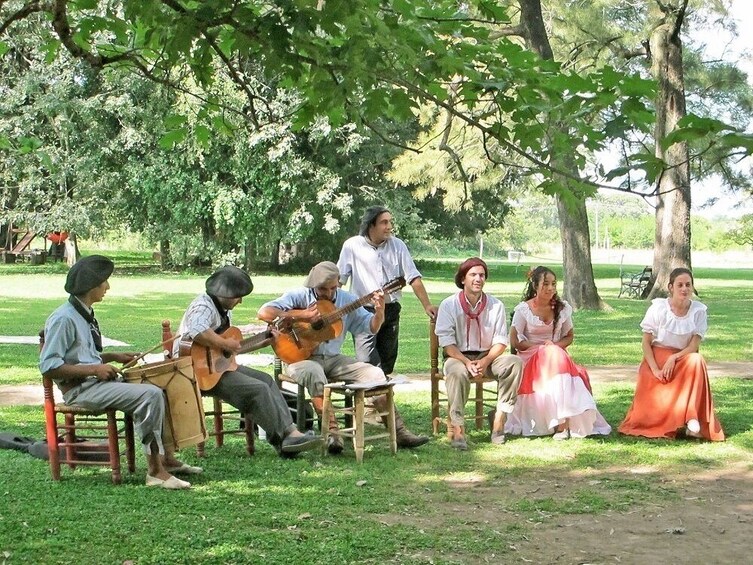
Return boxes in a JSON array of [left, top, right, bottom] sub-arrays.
[[618, 346, 724, 441]]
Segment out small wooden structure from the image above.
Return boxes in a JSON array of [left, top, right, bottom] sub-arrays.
[[2, 225, 40, 263]]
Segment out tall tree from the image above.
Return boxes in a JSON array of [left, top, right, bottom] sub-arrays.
[[545, 0, 753, 296], [517, 0, 604, 308], [647, 0, 692, 296]]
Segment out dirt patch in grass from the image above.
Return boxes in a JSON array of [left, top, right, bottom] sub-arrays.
[[376, 462, 753, 564]]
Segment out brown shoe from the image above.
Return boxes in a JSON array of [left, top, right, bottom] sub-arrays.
[[393, 414, 429, 449]]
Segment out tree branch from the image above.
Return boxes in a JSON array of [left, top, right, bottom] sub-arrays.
[[0, 1, 48, 36]]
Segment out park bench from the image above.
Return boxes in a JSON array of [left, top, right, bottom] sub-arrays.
[[619, 265, 652, 298]]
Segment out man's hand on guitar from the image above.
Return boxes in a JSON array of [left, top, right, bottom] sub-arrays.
[[296, 303, 322, 323], [221, 336, 243, 354], [370, 290, 385, 312]]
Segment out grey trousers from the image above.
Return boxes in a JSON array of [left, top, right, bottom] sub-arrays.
[[285, 354, 387, 398], [63, 379, 165, 455], [208, 366, 295, 447], [444, 354, 524, 427]]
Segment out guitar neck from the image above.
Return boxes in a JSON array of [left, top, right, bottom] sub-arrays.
[[319, 278, 405, 326], [321, 293, 374, 326], [238, 331, 269, 354]]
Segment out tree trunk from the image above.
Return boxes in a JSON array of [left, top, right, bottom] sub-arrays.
[[271, 238, 281, 269], [519, 0, 604, 309], [556, 192, 605, 308], [244, 239, 255, 272], [646, 0, 692, 298], [159, 239, 170, 270]]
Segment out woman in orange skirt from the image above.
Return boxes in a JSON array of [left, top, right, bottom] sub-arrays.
[[618, 267, 724, 441]]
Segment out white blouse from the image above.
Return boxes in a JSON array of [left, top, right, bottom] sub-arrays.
[[511, 300, 574, 344], [640, 298, 707, 350]]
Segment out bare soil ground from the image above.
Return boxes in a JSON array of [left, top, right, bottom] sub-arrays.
[[511, 464, 753, 564], [376, 461, 753, 564]]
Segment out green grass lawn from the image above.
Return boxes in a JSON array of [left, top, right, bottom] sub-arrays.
[[0, 253, 752, 563]]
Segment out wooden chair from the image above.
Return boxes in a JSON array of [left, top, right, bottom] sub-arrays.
[[429, 319, 498, 435], [161, 320, 254, 457], [40, 332, 136, 484], [321, 381, 397, 463], [273, 357, 318, 432]]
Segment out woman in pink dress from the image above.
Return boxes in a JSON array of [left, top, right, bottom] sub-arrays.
[[618, 267, 724, 441], [505, 266, 611, 439]]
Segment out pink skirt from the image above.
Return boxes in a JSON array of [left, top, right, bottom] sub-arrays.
[[505, 344, 611, 437]]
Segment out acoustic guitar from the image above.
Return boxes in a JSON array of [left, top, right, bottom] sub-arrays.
[[183, 326, 272, 391], [272, 277, 406, 364]]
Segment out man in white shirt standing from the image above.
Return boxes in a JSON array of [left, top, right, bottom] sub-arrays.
[[337, 206, 437, 376], [434, 257, 523, 450]]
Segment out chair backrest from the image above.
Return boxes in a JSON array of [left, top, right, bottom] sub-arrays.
[[429, 319, 439, 380], [639, 267, 652, 281], [161, 320, 176, 359], [38, 330, 54, 394]]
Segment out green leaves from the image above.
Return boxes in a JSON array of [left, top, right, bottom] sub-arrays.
[[661, 114, 736, 150]]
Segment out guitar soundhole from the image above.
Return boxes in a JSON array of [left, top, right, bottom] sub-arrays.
[[312, 320, 325, 331]]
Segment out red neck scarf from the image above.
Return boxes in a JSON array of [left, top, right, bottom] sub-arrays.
[[458, 291, 487, 349]]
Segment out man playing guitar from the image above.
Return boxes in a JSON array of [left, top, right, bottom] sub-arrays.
[[258, 261, 429, 455], [174, 265, 320, 457]]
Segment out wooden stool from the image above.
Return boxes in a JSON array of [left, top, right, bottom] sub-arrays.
[[321, 381, 397, 463]]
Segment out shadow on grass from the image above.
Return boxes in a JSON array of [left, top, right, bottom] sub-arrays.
[[2, 385, 753, 564]]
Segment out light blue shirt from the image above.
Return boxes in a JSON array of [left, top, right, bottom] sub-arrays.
[[39, 301, 102, 378], [261, 287, 374, 356]]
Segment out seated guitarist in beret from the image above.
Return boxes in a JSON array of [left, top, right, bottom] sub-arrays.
[[257, 261, 429, 455], [174, 265, 320, 457]]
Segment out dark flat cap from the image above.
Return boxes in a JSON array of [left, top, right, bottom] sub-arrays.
[[65, 255, 115, 295], [206, 265, 253, 298]]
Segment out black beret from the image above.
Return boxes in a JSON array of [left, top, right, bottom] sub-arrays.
[[64, 255, 115, 295], [206, 265, 253, 298]]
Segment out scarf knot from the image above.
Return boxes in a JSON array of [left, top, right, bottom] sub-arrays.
[[457, 291, 487, 350]]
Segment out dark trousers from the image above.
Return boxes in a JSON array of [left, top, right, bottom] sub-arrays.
[[207, 366, 294, 447], [354, 302, 401, 375]]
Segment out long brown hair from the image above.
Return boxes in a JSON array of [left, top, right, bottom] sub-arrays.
[[523, 266, 564, 338]]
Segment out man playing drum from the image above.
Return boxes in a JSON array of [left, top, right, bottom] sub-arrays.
[[39, 255, 196, 489], [174, 265, 321, 457]]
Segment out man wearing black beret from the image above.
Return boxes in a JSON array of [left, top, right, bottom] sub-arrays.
[[40, 255, 195, 489], [174, 265, 321, 457]]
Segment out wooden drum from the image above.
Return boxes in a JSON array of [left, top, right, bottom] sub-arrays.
[[123, 357, 207, 449]]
